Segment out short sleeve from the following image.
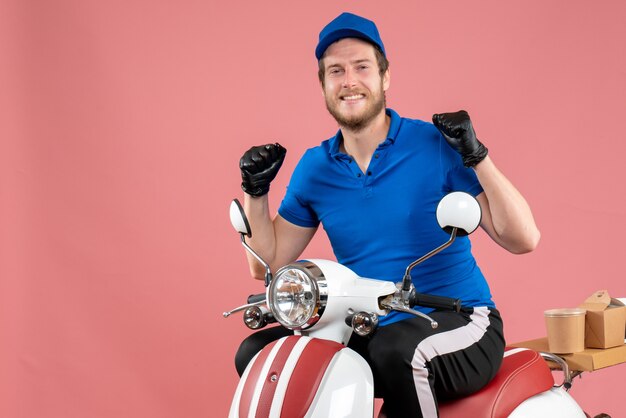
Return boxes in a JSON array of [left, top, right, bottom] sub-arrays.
[[278, 150, 320, 228]]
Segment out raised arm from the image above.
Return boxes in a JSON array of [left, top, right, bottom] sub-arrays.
[[432, 111, 540, 254], [239, 143, 317, 279]]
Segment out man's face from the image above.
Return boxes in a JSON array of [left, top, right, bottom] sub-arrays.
[[320, 38, 390, 132]]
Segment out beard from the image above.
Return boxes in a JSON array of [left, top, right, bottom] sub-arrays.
[[325, 83, 386, 132]]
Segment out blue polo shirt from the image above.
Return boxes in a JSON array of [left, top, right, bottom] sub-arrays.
[[278, 109, 495, 325]]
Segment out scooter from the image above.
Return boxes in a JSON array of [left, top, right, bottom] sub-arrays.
[[223, 192, 592, 418]]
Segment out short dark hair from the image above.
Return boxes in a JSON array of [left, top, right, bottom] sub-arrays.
[[318, 42, 389, 87]]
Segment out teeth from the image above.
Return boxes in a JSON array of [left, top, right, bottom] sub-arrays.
[[343, 94, 364, 100]]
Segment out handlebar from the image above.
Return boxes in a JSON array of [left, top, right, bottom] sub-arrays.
[[410, 293, 461, 312], [247, 293, 266, 304]]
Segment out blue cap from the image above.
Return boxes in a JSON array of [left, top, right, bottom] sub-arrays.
[[315, 12, 386, 60]]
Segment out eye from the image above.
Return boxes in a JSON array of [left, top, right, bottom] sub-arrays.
[[328, 68, 343, 76]]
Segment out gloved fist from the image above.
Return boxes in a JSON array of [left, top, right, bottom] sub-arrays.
[[239, 143, 287, 197], [432, 110, 488, 168]]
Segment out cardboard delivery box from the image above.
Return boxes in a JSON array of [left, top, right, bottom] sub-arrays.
[[578, 290, 626, 349], [617, 297, 626, 338], [511, 338, 626, 372]]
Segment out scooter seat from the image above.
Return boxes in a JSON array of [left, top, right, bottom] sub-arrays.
[[437, 347, 555, 418]]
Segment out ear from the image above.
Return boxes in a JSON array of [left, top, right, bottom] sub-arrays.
[[383, 68, 390, 91]]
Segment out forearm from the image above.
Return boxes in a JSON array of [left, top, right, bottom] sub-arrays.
[[242, 193, 318, 278], [474, 156, 540, 253], [243, 193, 278, 279]]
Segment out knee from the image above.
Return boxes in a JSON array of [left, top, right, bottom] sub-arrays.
[[233, 327, 290, 376], [234, 334, 264, 376], [367, 337, 411, 372]]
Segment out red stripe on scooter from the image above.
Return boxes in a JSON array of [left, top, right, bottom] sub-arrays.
[[254, 336, 301, 418], [281, 339, 345, 418], [238, 338, 279, 418]]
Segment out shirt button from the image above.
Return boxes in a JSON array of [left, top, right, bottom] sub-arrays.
[[374, 154, 379, 159], [357, 173, 362, 177], [367, 171, 372, 176]]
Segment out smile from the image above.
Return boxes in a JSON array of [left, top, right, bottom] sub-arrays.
[[341, 94, 365, 101]]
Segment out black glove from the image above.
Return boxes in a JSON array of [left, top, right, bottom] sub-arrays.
[[239, 143, 287, 197], [432, 110, 488, 168]]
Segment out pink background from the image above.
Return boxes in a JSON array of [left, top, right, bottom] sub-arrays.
[[1, 1, 625, 417]]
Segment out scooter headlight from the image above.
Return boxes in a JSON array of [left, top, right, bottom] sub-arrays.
[[269, 261, 327, 329]]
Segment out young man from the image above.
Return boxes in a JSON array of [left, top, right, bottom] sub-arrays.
[[236, 12, 540, 418]]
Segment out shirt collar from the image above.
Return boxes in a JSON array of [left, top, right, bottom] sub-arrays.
[[329, 108, 401, 158]]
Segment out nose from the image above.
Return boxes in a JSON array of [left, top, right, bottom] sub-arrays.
[[341, 68, 356, 88]]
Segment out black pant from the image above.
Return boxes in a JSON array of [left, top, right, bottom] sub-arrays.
[[235, 307, 504, 418]]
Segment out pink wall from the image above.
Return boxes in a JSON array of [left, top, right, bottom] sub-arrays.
[[1, 0, 625, 417]]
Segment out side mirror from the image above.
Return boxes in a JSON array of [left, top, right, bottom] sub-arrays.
[[402, 192, 482, 293], [436, 192, 481, 236], [230, 199, 251, 237]]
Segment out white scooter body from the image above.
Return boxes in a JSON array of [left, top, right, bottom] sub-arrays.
[[230, 259, 394, 418], [229, 336, 375, 418], [228, 259, 586, 418], [509, 387, 585, 417], [230, 342, 587, 418], [226, 195, 589, 418]]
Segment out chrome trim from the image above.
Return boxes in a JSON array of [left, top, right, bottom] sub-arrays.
[[269, 261, 327, 330], [223, 299, 266, 318], [402, 228, 457, 293], [539, 351, 581, 390], [352, 312, 379, 336], [380, 296, 438, 329], [243, 306, 266, 329]]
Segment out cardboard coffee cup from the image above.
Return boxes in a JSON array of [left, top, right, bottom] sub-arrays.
[[544, 308, 586, 353]]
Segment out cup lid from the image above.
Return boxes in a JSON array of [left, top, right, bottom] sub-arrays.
[[544, 308, 586, 317]]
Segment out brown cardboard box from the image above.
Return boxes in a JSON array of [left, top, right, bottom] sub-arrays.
[[579, 290, 626, 349], [618, 297, 626, 337], [510, 338, 626, 371]]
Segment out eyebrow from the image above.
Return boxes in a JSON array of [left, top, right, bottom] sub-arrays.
[[351, 58, 373, 65], [326, 58, 374, 70]]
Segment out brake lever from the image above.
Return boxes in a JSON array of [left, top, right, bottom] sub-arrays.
[[380, 296, 438, 329], [223, 300, 266, 318]]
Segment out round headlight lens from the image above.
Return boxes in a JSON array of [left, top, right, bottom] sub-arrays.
[[269, 265, 319, 329]]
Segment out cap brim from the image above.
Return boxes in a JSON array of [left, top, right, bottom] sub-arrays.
[[315, 28, 381, 60]]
